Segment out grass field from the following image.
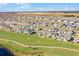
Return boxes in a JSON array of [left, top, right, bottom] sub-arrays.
[[0, 29, 79, 56]]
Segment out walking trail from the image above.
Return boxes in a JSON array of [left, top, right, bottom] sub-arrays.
[[0, 38, 79, 52]]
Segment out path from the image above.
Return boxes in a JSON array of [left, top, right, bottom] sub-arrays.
[[0, 39, 79, 52]]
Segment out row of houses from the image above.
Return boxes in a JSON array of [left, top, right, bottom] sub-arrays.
[[37, 28, 76, 42], [0, 14, 79, 43]]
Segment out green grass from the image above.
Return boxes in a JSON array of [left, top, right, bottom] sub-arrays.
[[0, 40, 79, 56], [0, 29, 79, 55]]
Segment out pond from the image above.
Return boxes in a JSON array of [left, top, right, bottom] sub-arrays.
[[0, 47, 14, 56]]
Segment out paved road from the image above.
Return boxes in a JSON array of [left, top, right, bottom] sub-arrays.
[[0, 39, 79, 52]]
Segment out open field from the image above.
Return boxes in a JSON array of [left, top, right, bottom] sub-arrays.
[[15, 13, 79, 17], [1, 12, 79, 17], [0, 29, 79, 56]]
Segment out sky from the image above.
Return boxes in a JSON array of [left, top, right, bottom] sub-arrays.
[[0, 3, 79, 12]]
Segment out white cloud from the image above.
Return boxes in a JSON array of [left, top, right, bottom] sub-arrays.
[[15, 3, 27, 6], [62, 7, 79, 11], [16, 3, 30, 9], [33, 7, 50, 11], [33, 7, 58, 11], [0, 3, 8, 8]]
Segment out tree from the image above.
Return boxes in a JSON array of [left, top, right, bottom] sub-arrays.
[[67, 36, 74, 43]]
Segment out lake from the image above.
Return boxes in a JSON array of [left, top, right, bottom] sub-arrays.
[[0, 47, 14, 56]]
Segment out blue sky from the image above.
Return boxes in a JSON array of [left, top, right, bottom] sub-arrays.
[[0, 3, 79, 12]]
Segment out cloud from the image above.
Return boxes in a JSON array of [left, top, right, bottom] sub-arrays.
[[0, 3, 8, 7], [15, 3, 27, 6], [32, 7, 51, 11], [6, 3, 31, 11], [15, 3, 31, 9], [62, 6, 79, 11]]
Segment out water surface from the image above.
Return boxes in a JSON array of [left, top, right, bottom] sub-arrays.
[[0, 47, 14, 56]]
